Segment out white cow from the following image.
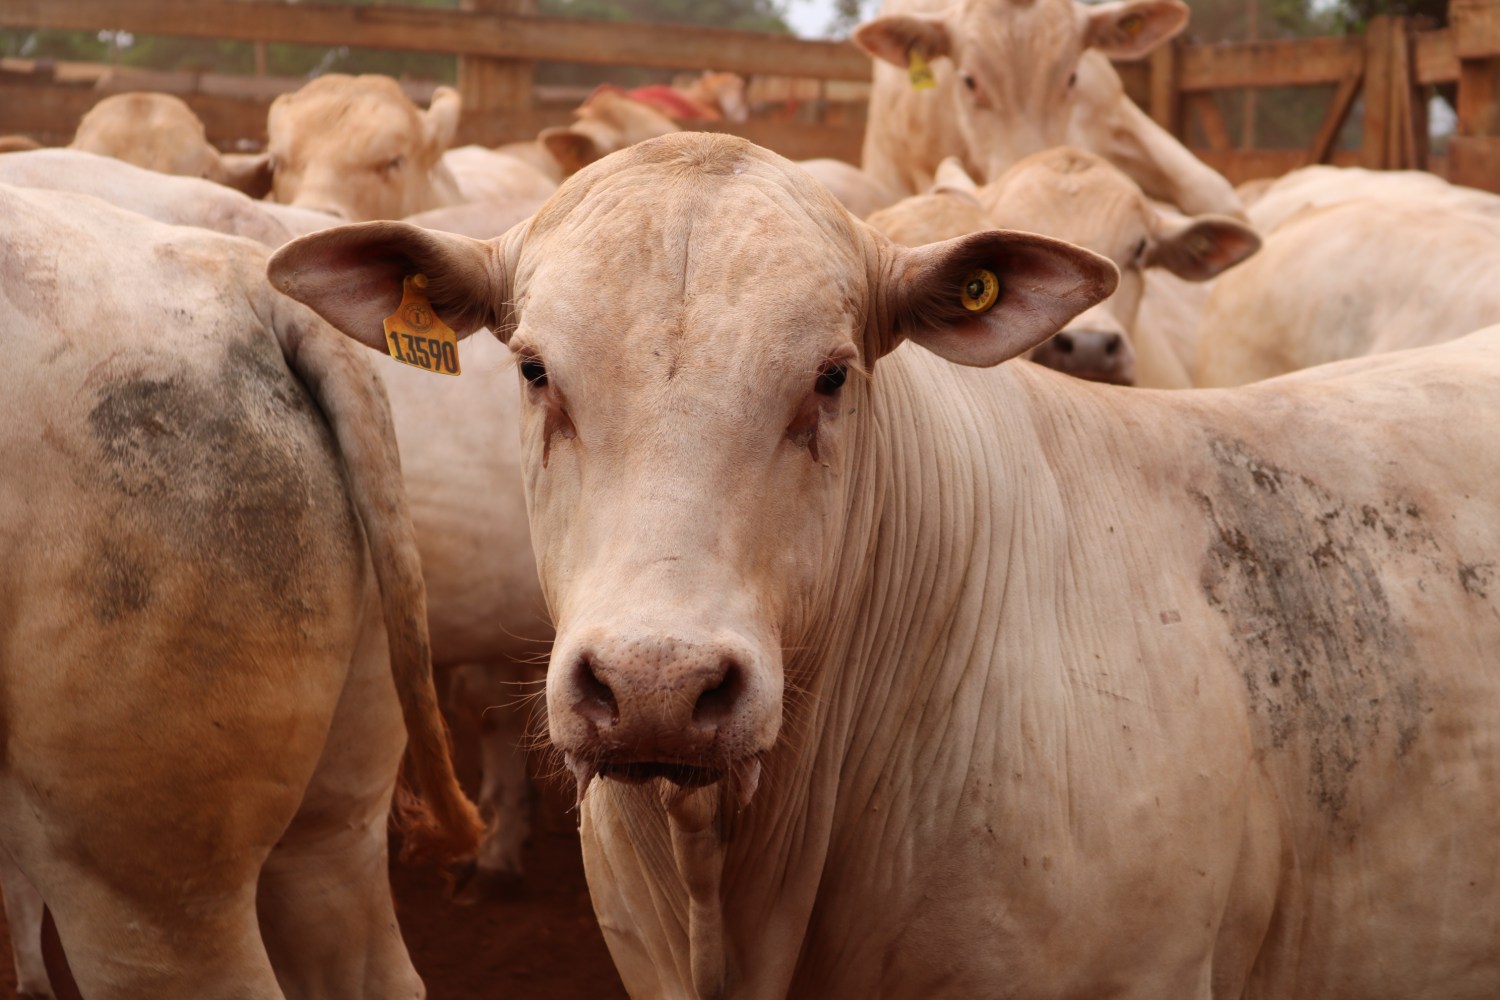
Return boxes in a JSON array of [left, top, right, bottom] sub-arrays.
[[1194, 195, 1500, 386], [274, 133, 1500, 999], [854, 0, 1242, 218], [867, 150, 1258, 386], [0, 183, 479, 998], [0, 147, 543, 906], [265, 74, 555, 221], [68, 92, 272, 195]]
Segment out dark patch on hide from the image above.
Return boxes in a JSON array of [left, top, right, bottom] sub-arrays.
[[83, 336, 351, 626], [1193, 437, 1426, 824], [1459, 563, 1494, 599], [88, 539, 154, 624]]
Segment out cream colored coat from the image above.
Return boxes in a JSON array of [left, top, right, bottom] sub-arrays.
[[273, 134, 1500, 999]]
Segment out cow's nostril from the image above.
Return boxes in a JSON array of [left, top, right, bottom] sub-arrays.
[[1104, 333, 1122, 356], [573, 654, 618, 728], [1054, 333, 1074, 354], [693, 658, 745, 727]]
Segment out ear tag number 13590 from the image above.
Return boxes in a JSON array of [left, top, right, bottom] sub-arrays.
[[384, 273, 461, 376]]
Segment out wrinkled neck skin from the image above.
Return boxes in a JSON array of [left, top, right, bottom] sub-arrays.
[[580, 346, 1061, 998]]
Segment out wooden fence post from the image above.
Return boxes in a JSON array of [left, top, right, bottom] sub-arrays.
[[1452, 0, 1500, 190], [1361, 16, 1423, 171], [1148, 37, 1180, 137], [458, 0, 535, 145]]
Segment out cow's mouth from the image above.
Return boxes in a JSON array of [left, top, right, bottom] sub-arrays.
[[597, 761, 726, 787], [565, 750, 764, 810]]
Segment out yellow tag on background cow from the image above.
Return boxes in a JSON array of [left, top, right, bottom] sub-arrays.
[[907, 49, 936, 90], [383, 273, 461, 376]]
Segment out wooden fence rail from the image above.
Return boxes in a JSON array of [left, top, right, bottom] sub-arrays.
[[4, 0, 1500, 190]]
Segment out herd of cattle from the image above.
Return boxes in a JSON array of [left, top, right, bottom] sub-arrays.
[[1, 0, 1498, 996]]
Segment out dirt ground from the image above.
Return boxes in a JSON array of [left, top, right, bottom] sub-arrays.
[[0, 713, 628, 1000]]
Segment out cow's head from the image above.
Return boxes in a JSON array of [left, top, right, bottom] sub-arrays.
[[267, 134, 1115, 806], [266, 74, 461, 221], [71, 93, 223, 183], [855, 0, 1188, 184], [980, 147, 1258, 384], [539, 89, 680, 176]]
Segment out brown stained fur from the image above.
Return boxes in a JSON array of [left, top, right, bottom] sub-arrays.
[[275, 308, 483, 861]]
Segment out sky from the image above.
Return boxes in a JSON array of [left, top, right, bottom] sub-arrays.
[[784, 0, 855, 39]]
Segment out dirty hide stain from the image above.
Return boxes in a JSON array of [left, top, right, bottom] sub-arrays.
[[79, 337, 357, 631], [1192, 437, 1425, 824]]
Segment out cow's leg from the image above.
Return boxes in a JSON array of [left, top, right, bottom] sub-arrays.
[[24, 865, 282, 1000], [0, 851, 52, 1000], [256, 604, 424, 1000], [448, 661, 537, 903]]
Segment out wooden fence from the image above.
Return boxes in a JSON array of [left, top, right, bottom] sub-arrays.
[[4, 0, 1500, 190], [1121, 0, 1500, 190]]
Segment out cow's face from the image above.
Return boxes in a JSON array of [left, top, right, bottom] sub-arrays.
[[982, 147, 1259, 385], [266, 134, 1116, 806], [266, 75, 460, 221], [855, 0, 1188, 184]]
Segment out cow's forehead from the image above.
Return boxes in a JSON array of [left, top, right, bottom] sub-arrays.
[[992, 153, 1150, 250], [515, 136, 869, 359]]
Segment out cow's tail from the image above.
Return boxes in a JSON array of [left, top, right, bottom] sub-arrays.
[[275, 307, 483, 863]]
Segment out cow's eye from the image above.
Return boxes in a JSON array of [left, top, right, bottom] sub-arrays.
[[1133, 237, 1148, 262], [959, 72, 978, 93], [520, 357, 548, 387], [382, 155, 404, 173], [1068, 72, 1078, 88], [815, 362, 848, 396]]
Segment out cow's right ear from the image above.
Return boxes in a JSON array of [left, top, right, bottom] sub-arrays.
[[540, 127, 601, 176], [874, 229, 1118, 366], [424, 86, 463, 154], [853, 13, 953, 69], [267, 221, 522, 351]]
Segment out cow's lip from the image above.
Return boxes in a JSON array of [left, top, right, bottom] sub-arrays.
[[597, 760, 726, 787]]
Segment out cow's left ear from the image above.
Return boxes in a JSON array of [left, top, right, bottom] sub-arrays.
[[853, 13, 953, 68], [539, 127, 601, 176], [1080, 0, 1188, 59], [267, 220, 524, 352], [1147, 214, 1261, 281], [424, 86, 462, 154], [217, 151, 274, 199], [876, 230, 1118, 367]]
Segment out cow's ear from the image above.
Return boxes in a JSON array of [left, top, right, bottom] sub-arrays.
[[217, 151, 274, 199], [424, 86, 462, 153], [540, 127, 601, 175], [1147, 213, 1261, 281], [267, 220, 523, 352], [1081, 0, 1187, 59], [931, 156, 980, 202], [853, 13, 953, 68], [876, 229, 1118, 366]]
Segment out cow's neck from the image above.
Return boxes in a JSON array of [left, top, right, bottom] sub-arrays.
[[580, 348, 1075, 998]]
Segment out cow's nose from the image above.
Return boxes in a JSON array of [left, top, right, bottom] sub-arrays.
[[565, 645, 748, 738], [1031, 329, 1133, 384], [552, 630, 769, 767]]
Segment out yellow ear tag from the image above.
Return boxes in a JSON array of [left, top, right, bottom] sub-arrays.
[[960, 268, 1000, 312], [907, 49, 937, 91], [383, 273, 460, 376], [1120, 13, 1145, 37]]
